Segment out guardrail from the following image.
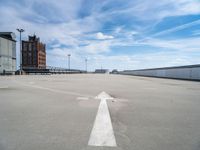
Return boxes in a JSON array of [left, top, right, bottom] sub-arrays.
[[21, 66, 85, 74], [119, 64, 200, 81]]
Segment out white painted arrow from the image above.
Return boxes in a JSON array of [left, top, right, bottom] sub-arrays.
[[88, 91, 117, 147]]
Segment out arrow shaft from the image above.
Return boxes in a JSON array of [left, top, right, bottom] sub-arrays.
[[88, 97, 117, 147]]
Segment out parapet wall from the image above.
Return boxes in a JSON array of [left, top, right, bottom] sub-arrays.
[[120, 64, 200, 81]]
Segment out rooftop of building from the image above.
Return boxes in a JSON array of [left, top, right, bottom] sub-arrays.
[[22, 34, 45, 46], [28, 35, 40, 42], [0, 32, 16, 42]]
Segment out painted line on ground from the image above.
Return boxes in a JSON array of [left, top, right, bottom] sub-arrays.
[[0, 86, 9, 89], [76, 97, 89, 100], [88, 91, 117, 147], [13, 81, 93, 98]]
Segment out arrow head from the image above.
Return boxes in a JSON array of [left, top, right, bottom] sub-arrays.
[[95, 91, 113, 100]]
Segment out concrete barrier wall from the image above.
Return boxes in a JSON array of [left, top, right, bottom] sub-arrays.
[[120, 65, 200, 81]]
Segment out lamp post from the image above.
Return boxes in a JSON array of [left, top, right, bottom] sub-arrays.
[[16, 28, 25, 75], [85, 58, 87, 72], [68, 54, 71, 71]]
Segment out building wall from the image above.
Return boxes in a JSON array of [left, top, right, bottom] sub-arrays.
[[22, 36, 46, 69], [22, 41, 38, 69], [0, 37, 16, 74], [37, 43, 46, 68], [38, 50, 46, 68], [120, 65, 200, 81]]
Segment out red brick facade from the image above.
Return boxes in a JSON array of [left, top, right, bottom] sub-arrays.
[[22, 35, 46, 69]]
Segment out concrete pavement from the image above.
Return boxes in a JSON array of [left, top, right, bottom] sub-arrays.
[[0, 74, 200, 150]]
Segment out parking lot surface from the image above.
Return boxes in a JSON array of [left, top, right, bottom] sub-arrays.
[[0, 74, 200, 150]]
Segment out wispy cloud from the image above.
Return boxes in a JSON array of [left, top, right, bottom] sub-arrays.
[[152, 19, 200, 37], [138, 37, 200, 52], [192, 30, 200, 36]]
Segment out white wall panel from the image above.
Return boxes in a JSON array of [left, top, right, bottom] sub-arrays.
[[121, 66, 200, 80], [8, 41, 12, 57], [0, 37, 16, 73], [0, 57, 2, 73], [191, 68, 200, 79], [12, 59, 16, 72], [0, 38, 9, 56]]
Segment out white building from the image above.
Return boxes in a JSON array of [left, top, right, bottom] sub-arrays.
[[0, 32, 16, 75]]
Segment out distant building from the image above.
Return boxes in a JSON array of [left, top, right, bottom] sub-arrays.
[[22, 35, 46, 69], [111, 69, 118, 74], [0, 32, 16, 75], [95, 69, 109, 74]]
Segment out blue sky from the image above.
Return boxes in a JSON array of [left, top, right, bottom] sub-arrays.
[[0, 0, 200, 71]]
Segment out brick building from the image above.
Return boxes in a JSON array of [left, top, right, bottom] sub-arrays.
[[22, 35, 46, 69]]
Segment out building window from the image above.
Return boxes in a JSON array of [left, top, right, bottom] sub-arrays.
[[29, 44, 32, 51]]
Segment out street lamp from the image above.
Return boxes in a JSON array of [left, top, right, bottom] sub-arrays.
[[16, 28, 25, 75], [68, 54, 71, 70], [85, 58, 88, 72]]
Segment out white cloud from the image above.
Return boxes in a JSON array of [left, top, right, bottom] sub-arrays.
[[96, 32, 114, 40], [82, 40, 112, 54]]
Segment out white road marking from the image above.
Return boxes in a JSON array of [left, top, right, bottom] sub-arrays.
[[0, 86, 9, 89], [88, 91, 117, 147], [76, 97, 89, 100], [13, 81, 93, 98], [143, 87, 157, 90], [25, 84, 90, 97]]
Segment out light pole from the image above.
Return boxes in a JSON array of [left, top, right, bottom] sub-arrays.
[[85, 58, 87, 72], [16, 28, 25, 75], [68, 54, 71, 71]]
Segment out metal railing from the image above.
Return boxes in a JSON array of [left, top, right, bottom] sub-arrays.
[[21, 66, 85, 74]]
